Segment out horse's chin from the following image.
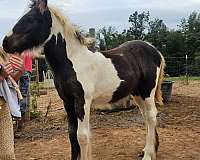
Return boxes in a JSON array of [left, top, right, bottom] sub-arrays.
[[3, 45, 26, 55], [15, 46, 43, 57]]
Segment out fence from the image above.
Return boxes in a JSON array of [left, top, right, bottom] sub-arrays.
[[165, 56, 200, 78]]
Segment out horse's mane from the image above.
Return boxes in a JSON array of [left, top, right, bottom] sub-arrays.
[[48, 6, 95, 46]]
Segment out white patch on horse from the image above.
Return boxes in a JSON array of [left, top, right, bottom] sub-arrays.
[[77, 98, 92, 160]]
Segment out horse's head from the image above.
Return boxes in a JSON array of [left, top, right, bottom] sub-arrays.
[[3, 0, 52, 54]]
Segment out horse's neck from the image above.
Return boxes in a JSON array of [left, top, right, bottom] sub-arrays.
[[66, 38, 88, 59], [50, 13, 88, 59], [48, 13, 112, 75]]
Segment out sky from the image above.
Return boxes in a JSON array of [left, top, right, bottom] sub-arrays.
[[0, 0, 200, 43]]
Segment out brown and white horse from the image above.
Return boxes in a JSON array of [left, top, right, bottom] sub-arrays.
[[2, 0, 165, 160]]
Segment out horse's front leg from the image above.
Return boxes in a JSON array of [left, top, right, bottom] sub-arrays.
[[64, 98, 81, 160], [77, 97, 92, 160]]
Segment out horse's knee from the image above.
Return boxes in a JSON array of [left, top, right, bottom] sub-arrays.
[[77, 128, 90, 145], [145, 105, 157, 125]]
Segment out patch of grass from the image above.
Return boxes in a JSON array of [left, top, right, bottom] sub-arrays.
[[165, 76, 200, 82], [188, 76, 200, 80]]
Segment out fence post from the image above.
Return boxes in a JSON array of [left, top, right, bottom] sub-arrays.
[[185, 54, 189, 85], [88, 28, 96, 52], [89, 28, 95, 38]]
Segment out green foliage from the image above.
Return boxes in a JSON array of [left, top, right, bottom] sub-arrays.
[[97, 26, 118, 50], [97, 10, 200, 76], [146, 18, 168, 53], [128, 11, 150, 40], [165, 31, 185, 57], [96, 27, 133, 50], [179, 12, 200, 57]]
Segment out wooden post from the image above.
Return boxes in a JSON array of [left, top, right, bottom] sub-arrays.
[[185, 55, 189, 85], [88, 28, 96, 52], [35, 59, 39, 84], [89, 28, 95, 38]]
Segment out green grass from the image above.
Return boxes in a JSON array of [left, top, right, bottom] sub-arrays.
[[165, 76, 200, 82]]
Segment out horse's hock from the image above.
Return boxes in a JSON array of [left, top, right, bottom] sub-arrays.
[[161, 80, 174, 103]]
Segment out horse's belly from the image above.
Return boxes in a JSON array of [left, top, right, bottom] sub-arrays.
[[92, 95, 112, 105], [91, 95, 134, 110], [91, 94, 114, 110]]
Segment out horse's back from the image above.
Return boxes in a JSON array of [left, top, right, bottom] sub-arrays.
[[102, 40, 162, 68]]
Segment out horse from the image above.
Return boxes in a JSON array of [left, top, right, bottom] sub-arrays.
[[2, 0, 165, 160]]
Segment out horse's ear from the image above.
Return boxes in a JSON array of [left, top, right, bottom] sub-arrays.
[[31, 0, 48, 14], [38, 0, 48, 14]]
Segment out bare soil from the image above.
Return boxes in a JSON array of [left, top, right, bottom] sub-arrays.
[[15, 81, 200, 160]]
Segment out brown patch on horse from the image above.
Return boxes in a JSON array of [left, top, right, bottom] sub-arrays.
[[102, 40, 163, 102]]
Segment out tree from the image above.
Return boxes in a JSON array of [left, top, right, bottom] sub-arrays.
[[179, 12, 200, 57], [146, 18, 168, 54], [128, 11, 150, 40], [96, 27, 133, 50], [96, 26, 119, 50], [165, 31, 185, 57]]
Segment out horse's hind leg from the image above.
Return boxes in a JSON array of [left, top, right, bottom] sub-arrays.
[[77, 98, 92, 160], [134, 93, 159, 160]]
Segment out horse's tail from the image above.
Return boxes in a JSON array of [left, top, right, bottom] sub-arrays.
[[155, 54, 165, 105]]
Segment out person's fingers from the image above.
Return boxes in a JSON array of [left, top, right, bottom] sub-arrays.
[[10, 57, 24, 71], [4, 65, 13, 71], [14, 65, 24, 71], [10, 59, 23, 67], [10, 56, 23, 64], [4, 63, 12, 69], [10, 55, 22, 62], [3, 67, 13, 75]]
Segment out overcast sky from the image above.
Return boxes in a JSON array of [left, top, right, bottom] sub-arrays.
[[0, 0, 200, 43]]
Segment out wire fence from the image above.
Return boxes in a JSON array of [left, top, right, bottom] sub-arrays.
[[165, 56, 200, 77]]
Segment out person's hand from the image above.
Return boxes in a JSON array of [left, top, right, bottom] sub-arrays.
[[0, 62, 13, 78], [9, 55, 24, 73]]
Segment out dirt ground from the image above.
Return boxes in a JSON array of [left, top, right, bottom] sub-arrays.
[[14, 81, 200, 160]]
